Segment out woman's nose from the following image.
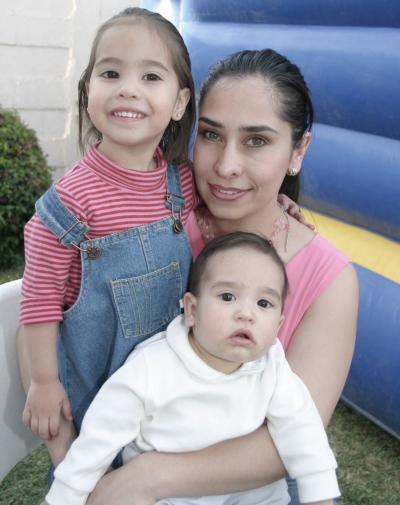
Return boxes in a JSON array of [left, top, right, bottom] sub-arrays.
[[214, 144, 243, 178]]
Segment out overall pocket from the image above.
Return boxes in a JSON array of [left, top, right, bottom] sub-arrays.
[[112, 261, 182, 339]]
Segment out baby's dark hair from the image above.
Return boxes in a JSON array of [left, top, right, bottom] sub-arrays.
[[78, 7, 196, 163], [189, 232, 289, 304]]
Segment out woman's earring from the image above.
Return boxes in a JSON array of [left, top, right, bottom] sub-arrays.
[[287, 167, 299, 176]]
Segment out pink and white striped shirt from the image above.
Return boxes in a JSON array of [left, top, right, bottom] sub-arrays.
[[20, 146, 200, 325]]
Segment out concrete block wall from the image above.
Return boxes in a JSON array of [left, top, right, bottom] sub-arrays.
[[0, 0, 139, 179]]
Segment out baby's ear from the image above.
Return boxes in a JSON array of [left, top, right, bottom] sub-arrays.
[[183, 292, 197, 327]]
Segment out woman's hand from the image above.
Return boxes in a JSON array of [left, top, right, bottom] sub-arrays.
[[87, 454, 158, 505], [277, 194, 314, 230]]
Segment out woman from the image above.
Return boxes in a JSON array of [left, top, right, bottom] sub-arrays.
[[87, 49, 358, 505]]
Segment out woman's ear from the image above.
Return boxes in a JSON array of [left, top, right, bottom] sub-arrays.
[[289, 132, 312, 174], [183, 292, 197, 327]]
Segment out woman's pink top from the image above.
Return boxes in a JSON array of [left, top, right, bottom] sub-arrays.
[[186, 221, 350, 351], [279, 234, 349, 349]]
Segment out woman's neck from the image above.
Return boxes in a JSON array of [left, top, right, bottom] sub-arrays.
[[213, 201, 284, 239]]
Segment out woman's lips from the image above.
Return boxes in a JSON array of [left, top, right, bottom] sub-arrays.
[[209, 184, 250, 201]]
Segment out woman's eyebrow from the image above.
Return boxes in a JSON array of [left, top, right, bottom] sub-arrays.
[[199, 116, 278, 135], [239, 125, 279, 134], [198, 116, 222, 127]]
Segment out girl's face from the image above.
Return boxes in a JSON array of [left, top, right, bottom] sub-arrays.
[[193, 76, 309, 229], [87, 23, 190, 169]]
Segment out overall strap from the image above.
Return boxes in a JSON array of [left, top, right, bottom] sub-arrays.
[[164, 162, 185, 212], [35, 185, 90, 249]]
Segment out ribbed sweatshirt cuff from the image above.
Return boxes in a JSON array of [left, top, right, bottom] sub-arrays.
[[297, 469, 340, 503], [46, 479, 89, 505]]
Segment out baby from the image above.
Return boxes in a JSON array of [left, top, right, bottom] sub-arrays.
[[46, 232, 340, 505]]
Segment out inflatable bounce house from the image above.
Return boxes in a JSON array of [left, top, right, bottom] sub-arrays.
[[0, 0, 399, 483], [143, 0, 400, 437]]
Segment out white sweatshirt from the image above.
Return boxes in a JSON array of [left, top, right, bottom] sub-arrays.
[[46, 315, 340, 505]]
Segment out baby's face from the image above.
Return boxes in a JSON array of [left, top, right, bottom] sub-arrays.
[[184, 247, 285, 374]]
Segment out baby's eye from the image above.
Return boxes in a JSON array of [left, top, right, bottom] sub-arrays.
[[100, 70, 119, 79], [258, 299, 272, 308], [220, 292, 236, 302], [143, 73, 162, 81], [246, 136, 267, 147]]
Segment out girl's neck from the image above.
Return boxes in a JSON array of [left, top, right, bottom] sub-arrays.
[[97, 141, 159, 172]]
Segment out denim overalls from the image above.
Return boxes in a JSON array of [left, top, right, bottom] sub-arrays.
[[35, 163, 192, 431]]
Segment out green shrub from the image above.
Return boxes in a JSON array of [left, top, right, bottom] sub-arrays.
[[0, 108, 52, 269]]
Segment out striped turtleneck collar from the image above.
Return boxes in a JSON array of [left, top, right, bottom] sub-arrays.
[[81, 145, 168, 192]]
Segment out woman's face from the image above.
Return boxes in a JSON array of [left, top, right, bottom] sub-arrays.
[[193, 76, 309, 228]]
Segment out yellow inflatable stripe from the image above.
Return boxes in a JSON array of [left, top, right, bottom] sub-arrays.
[[302, 209, 400, 284]]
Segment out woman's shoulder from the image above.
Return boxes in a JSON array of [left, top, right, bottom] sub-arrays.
[[286, 217, 349, 266]]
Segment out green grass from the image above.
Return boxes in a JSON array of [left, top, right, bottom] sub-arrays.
[[0, 445, 49, 505], [328, 402, 400, 505], [1, 402, 399, 504], [0, 255, 24, 284]]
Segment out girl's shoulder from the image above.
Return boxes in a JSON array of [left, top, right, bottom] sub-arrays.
[[50, 158, 92, 221], [177, 159, 194, 179]]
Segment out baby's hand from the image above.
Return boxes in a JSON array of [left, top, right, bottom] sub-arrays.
[[22, 379, 73, 440], [278, 194, 315, 230]]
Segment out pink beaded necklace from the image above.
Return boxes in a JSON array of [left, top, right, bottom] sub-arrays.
[[196, 205, 290, 252]]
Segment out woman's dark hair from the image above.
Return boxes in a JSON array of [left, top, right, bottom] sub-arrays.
[[189, 232, 288, 305], [78, 7, 196, 163], [199, 49, 314, 201]]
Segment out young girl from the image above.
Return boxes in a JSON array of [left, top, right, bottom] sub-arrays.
[[19, 7, 197, 466]]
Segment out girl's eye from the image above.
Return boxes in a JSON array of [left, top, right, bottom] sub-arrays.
[[143, 73, 161, 81], [100, 70, 119, 79], [201, 130, 220, 142], [258, 299, 272, 308], [220, 292, 236, 302], [246, 136, 267, 147]]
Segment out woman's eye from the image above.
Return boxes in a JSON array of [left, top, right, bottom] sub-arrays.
[[246, 136, 267, 147], [143, 73, 161, 81], [202, 130, 220, 142], [258, 299, 272, 308], [220, 292, 235, 302], [100, 70, 119, 79]]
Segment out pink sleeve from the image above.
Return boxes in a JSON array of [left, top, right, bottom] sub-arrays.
[[20, 186, 85, 325], [184, 210, 205, 261], [278, 235, 349, 350]]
